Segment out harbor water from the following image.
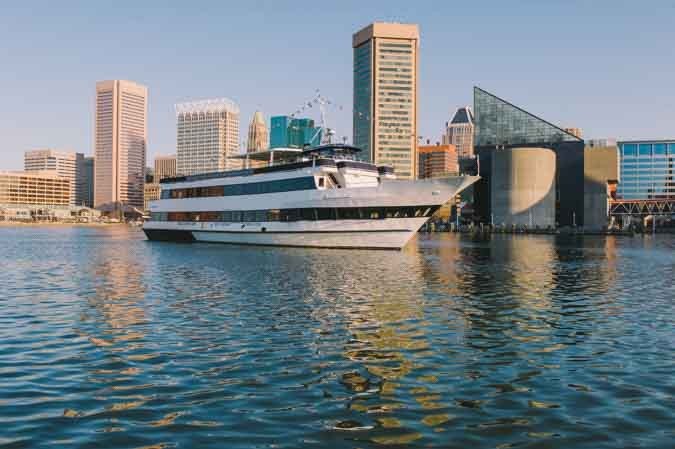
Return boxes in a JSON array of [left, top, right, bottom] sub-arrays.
[[0, 225, 673, 448]]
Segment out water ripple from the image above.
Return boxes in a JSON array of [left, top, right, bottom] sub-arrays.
[[0, 227, 673, 448]]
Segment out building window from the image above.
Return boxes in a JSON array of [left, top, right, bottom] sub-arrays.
[[638, 144, 652, 156], [653, 143, 667, 156], [623, 144, 637, 157]]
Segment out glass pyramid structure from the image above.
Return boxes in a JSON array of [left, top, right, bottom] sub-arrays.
[[474, 87, 582, 148]]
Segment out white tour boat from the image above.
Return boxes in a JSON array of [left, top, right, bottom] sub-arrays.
[[143, 145, 479, 249]]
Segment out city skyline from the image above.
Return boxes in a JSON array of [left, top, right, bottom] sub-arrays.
[[1, 1, 675, 170]]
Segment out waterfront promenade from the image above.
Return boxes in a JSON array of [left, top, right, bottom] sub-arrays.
[[0, 226, 673, 448]]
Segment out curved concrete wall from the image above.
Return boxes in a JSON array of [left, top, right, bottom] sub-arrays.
[[491, 148, 556, 227]]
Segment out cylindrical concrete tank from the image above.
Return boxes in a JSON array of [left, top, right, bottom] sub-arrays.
[[491, 148, 556, 227]]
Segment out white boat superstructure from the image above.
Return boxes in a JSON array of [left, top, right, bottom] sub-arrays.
[[143, 145, 479, 249]]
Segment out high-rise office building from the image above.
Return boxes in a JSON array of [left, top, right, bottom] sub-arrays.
[[353, 22, 419, 179], [82, 156, 94, 208], [24, 149, 84, 205], [443, 107, 474, 160], [176, 98, 240, 176], [94, 80, 147, 210], [247, 111, 268, 152], [154, 154, 177, 181], [269, 116, 321, 149]]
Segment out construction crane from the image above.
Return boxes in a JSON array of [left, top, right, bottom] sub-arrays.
[[290, 90, 343, 145]]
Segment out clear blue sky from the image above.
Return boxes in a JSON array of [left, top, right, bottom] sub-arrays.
[[1, 0, 674, 169]]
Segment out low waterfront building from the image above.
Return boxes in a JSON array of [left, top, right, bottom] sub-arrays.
[[473, 86, 585, 227], [0, 170, 100, 223], [0, 204, 101, 222], [417, 143, 460, 221], [617, 140, 675, 200], [24, 149, 85, 205], [584, 144, 619, 230], [418, 143, 459, 179], [0, 170, 70, 206], [608, 140, 674, 226], [491, 148, 557, 227], [144, 183, 160, 212]]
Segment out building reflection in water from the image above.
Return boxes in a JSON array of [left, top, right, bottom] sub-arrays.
[[300, 246, 462, 440], [73, 227, 152, 425]]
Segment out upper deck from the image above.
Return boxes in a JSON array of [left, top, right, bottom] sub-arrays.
[[159, 144, 393, 190]]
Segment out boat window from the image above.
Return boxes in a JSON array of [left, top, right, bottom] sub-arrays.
[[328, 174, 341, 188], [157, 206, 439, 222], [300, 208, 316, 221], [169, 176, 317, 199], [281, 209, 300, 222], [267, 209, 281, 221], [318, 177, 325, 188], [316, 208, 336, 220]]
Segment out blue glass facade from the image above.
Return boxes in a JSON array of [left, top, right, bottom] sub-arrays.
[[353, 41, 372, 161], [270, 116, 321, 149], [617, 140, 675, 200], [270, 116, 290, 149]]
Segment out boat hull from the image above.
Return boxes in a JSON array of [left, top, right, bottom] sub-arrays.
[[143, 218, 428, 249]]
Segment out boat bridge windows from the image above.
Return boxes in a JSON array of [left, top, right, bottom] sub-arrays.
[[161, 176, 318, 199], [150, 206, 438, 223]]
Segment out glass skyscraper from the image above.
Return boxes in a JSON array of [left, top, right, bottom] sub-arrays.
[[352, 22, 419, 179], [269, 116, 321, 149], [617, 140, 675, 200], [473, 87, 586, 226]]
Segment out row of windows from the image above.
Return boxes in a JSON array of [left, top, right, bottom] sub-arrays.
[[621, 143, 675, 157], [162, 176, 317, 199], [379, 43, 413, 49], [151, 206, 438, 223], [622, 161, 674, 166]]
